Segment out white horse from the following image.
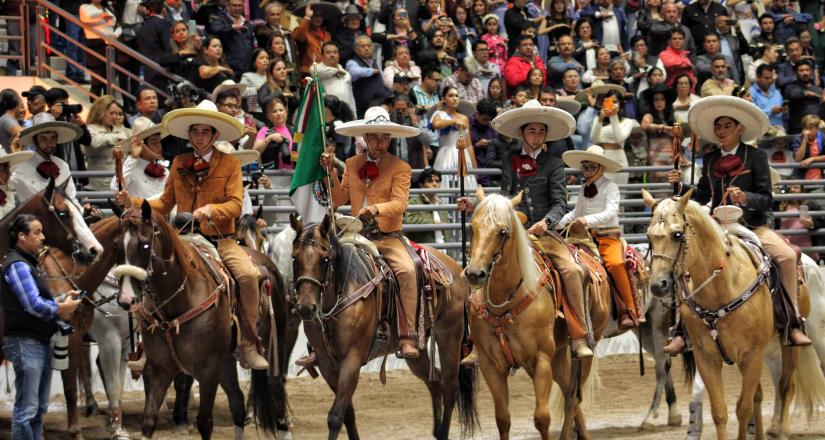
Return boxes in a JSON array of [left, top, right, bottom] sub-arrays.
[[685, 252, 825, 439]]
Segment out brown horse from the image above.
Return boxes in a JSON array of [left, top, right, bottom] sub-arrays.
[[463, 189, 610, 440], [112, 202, 284, 439], [290, 213, 476, 440], [643, 189, 811, 439]]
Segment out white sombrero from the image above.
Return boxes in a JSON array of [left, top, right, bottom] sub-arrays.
[[19, 112, 83, 146], [163, 100, 245, 143], [211, 79, 247, 103], [575, 79, 626, 102], [555, 97, 581, 116], [336, 106, 420, 138], [491, 99, 575, 141], [118, 116, 168, 148], [688, 96, 769, 144], [230, 149, 261, 167], [0, 149, 33, 167], [562, 145, 623, 173]]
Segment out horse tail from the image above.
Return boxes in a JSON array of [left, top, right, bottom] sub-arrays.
[[682, 350, 696, 387], [793, 344, 825, 418], [249, 369, 279, 435], [457, 306, 478, 437]]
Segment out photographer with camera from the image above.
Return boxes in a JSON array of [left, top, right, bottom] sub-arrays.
[[43, 88, 91, 189], [1, 214, 82, 440]]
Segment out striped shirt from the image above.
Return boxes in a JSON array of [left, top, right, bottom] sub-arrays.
[[4, 261, 58, 320]]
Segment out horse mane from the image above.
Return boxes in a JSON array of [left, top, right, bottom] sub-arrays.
[[476, 194, 541, 289], [299, 224, 372, 289], [679, 199, 727, 245], [142, 211, 197, 274]]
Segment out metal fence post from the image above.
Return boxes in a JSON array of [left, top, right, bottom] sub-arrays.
[[105, 45, 115, 96], [35, 3, 44, 78], [19, 2, 28, 75]]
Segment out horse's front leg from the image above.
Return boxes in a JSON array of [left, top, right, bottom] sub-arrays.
[[694, 353, 727, 440], [63, 333, 84, 439], [173, 373, 195, 432], [328, 352, 365, 440], [736, 352, 765, 440], [478, 351, 511, 440], [525, 349, 554, 440], [140, 361, 176, 439]]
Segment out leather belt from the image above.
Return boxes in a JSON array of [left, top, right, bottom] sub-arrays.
[[364, 230, 403, 241]]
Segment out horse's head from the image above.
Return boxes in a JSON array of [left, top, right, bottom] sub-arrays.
[[463, 187, 523, 288], [643, 188, 693, 297], [290, 213, 335, 321], [27, 179, 103, 263], [113, 201, 159, 309], [235, 205, 265, 251]]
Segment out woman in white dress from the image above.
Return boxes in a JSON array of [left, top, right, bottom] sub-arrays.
[[429, 86, 477, 191], [589, 90, 638, 185]]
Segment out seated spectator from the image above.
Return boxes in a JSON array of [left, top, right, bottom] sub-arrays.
[[581, 46, 610, 87], [480, 14, 508, 72], [313, 42, 357, 117], [0, 89, 24, 151], [258, 59, 297, 115], [785, 60, 824, 134], [466, 40, 501, 95], [441, 59, 486, 102], [207, 0, 255, 79], [672, 74, 700, 124], [750, 64, 785, 128], [265, 33, 300, 91], [469, 99, 499, 184], [487, 76, 509, 113], [511, 86, 530, 108], [524, 67, 546, 100], [573, 17, 598, 70], [413, 69, 443, 120], [193, 36, 235, 93], [695, 33, 739, 85], [548, 35, 583, 89], [160, 20, 201, 84], [503, 35, 547, 94], [383, 46, 422, 90], [253, 96, 293, 170], [747, 44, 779, 85], [240, 49, 270, 120], [777, 38, 819, 92], [334, 4, 368, 64], [557, 68, 583, 97], [128, 88, 162, 126], [700, 56, 737, 97], [85, 96, 130, 190], [22, 87, 48, 128], [793, 115, 825, 180], [215, 87, 257, 150], [405, 168, 450, 245], [293, 4, 332, 76], [660, 29, 696, 91]]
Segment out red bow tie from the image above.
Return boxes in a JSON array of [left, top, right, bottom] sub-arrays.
[[36, 160, 60, 180], [713, 154, 745, 178], [583, 183, 598, 198], [144, 163, 166, 178], [511, 154, 538, 177], [359, 161, 379, 180]]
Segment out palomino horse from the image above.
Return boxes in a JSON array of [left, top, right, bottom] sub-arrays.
[[290, 214, 476, 440], [112, 202, 284, 439], [463, 190, 610, 440], [0, 180, 105, 439], [644, 189, 799, 439]]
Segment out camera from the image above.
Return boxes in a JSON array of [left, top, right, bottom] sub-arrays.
[[166, 81, 206, 108], [63, 103, 83, 116]]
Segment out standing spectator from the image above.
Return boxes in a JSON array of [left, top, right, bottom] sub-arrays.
[[193, 36, 234, 93], [636, 0, 663, 39], [372, 8, 425, 63], [440, 60, 485, 102], [524, 68, 545, 100], [208, 0, 256, 80], [164, 0, 193, 24], [453, 5, 479, 60], [747, 44, 779, 85], [648, 2, 696, 57], [138, 0, 172, 91], [466, 40, 501, 94], [503, 35, 547, 94], [313, 42, 357, 116], [22, 87, 48, 127], [265, 33, 300, 90], [752, 13, 779, 48], [640, 84, 676, 182], [255, 2, 297, 62], [681, 0, 727, 53], [480, 14, 508, 72], [776, 38, 818, 92], [42, 89, 91, 186], [215, 87, 257, 150], [293, 4, 332, 76], [334, 4, 367, 64], [347, 36, 389, 117], [626, 36, 665, 98], [128, 88, 163, 126], [750, 64, 785, 128], [80, 0, 120, 98], [1, 215, 82, 440], [580, 0, 628, 52], [793, 114, 825, 180], [0, 90, 24, 151], [715, 16, 749, 83], [799, 28, 815, 58], [85, 96, 131, 190], [573, 17, 599, 71], [660, 29, 696, 90], [769, 0, 800, 42], [700, 56, 737, 97], [420, 28, 457, 78], [377, 0, 420, 35], [504, 0, 540, 53], [695, 33, 738, 85], [487, 76, 509, 113], [388, 94, 426, 166], [405, 168, 450, 245], [558, 68, 583, 96], [54, 0, 88, 82], [240, 49, 270, 120], [469, 99, 499, 182], [470, 0, 488, 33], [413, 68, 443, 117], [253, 96, 293, 170], [548, 35, 584, 89], [671, 74, 699, 124], [581, 46, 610, 86], [589, 90, 638, 185], [383, 46, 422, 90], [430, 86, 477, 190], [785, 60, 823, 134]]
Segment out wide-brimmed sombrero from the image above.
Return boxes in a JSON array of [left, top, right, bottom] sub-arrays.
[[0, 149, 34, 167], [335, 106, 420, 138], [491, 99, 575, 141], [575, 79, 626, 102], [340, 3, 365, 22], [688, 96, 769, 144], [230, 149, 261, 167], [163, 100, 245, 143], [562, 145, 623, 173], [293, 2, 341, 30], [211, 79, 247, 103], [555, 97, 581, 116], [118, 116, 168, 148], [19, 112, 83, 146]]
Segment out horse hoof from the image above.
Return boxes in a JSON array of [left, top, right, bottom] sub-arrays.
[[111, 428, 131, 440], [244, 415, 254, 426], [668, 414, 683, 426], [686, 434, 700, 440], [173, 424, 189, 434], [276, 431, 293, 440], [86, 404, 100, 417], [639, 421, 655, 431]]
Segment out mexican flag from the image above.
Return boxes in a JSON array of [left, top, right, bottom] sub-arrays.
[[289, 77, 329, 224]]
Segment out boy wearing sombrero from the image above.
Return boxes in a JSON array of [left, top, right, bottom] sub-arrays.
[[666, 95, 811, 352], [559, 145, 640, 328], [115, 102, 270, 370], [110, 117, 170, 199], [320, 106, 423, 359]]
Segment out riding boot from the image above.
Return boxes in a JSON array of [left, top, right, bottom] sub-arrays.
[[460, 347, 479, 366], [663, 322, 687, 355], [572, 338, 594, 358], [238, 276, 269, 370], [599, 236, 639, 328], [562, 283, 593, 359]]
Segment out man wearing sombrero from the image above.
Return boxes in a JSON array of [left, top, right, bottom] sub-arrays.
[[115, 102, 270, 370], [559, 145, 640, 329], [463, 100, 595, 358], [0, 148, 34, 218], [665, 95, 812, 353], [320, 106, 423, 359], [10, 113, 84, 204]]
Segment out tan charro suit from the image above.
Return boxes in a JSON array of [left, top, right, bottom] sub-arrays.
[[329, 153, 419, 342]]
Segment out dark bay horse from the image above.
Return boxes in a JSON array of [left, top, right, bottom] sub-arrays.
[[290, 214, 476, 440], [112, 202, 285, 439]]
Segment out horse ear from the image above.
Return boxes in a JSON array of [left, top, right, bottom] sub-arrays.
[[255, 205, 264, 220], [319, 214, 332, 237], [641, 189, 656, 209], [475, 186, 486, 202], [289, 213, 303, 232], [677, 188, 694, 211], [44, 177, 56, 201], [510, 190, 523, 207], [141, 200, 152, 222], [57, 178, 70, 192], [107, 198, 123, 218]]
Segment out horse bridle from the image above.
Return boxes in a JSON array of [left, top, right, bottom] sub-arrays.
[[476, 223, 525, 309], [293, 228, 336, 317], [42, 193, 84, 262]]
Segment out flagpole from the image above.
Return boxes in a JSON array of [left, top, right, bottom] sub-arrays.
[[310, 68, 336, 234]]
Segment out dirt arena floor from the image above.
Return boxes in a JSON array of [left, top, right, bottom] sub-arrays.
[[3, 354, 825, 439]]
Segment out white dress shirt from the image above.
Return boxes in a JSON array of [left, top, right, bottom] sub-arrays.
[[557, 176, 620, 229], [110, 156, 168, 199], [0, 184, 17, 219], [720, 145, 739, 156], [599, 6, 621, 50], [10, 150, 78, 205], [313, 62, 358, 116]]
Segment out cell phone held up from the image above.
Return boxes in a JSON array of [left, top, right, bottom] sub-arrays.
[[602, 96, 616, 113]]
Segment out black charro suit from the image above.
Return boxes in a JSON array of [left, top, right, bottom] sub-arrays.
[[500, 148, 569, 227]]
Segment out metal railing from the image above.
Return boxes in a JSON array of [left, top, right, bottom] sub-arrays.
[[0, 3, 29, 75]]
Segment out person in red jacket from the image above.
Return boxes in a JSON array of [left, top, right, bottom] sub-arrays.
[[503, 35, 547, 95]]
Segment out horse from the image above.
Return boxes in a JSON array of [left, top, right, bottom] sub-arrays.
[[290, 213, 476, 440], [0, 180, 106, 439], [112, 201, 286, 439], [683, 251, 825, 440], [462, 189, 610, 440], [643, 188, 800, 439]]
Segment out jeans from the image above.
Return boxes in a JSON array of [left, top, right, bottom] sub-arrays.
[[64, 20, 86, 80], [2, 336, 53, 440]]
